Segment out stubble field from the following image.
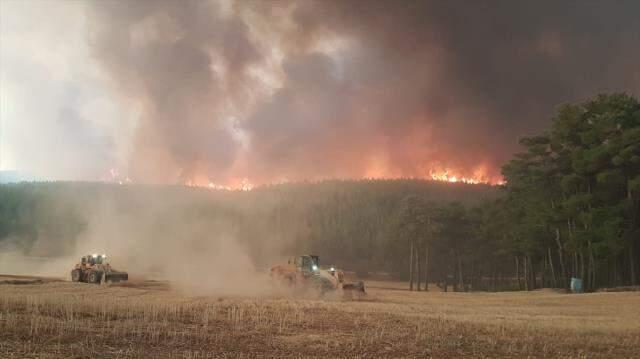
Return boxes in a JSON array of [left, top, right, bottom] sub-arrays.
[[1, 276, 639, 358]]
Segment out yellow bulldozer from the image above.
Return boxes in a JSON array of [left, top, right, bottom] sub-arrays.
[[71, 254, 128, 284], [270, 254, 365, 295]]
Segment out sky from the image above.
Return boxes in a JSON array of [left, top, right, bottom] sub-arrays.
[[1, 0, 639, 186]]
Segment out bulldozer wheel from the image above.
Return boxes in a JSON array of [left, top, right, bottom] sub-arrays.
[[71, 269, 81, 282], [88, 271, 102, 284]]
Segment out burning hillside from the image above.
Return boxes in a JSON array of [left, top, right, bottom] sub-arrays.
[[178, 167, 500, 192]]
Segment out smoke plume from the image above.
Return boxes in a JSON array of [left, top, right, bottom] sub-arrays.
[[2, 0, 639, 184]]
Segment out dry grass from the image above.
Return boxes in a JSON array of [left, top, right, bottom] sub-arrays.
[[1, 278, 639, 358]]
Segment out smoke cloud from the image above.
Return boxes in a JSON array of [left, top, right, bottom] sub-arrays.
[[2, 0, 639, 184]]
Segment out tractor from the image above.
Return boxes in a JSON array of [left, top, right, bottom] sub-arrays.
[[270, 254, 365, 295], [71, 254, 128, 284]]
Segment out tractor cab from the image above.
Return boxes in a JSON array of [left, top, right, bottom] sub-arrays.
[[293, 255, 320, 274], [83, 254, 108, 266]]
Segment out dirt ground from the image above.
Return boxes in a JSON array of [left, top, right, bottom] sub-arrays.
[[1, 277, 639, 358]]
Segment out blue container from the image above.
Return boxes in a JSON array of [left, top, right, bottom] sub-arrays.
[[570, 277, 583, 293]]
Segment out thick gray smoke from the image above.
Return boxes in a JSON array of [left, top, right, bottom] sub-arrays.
[[88, 0, 640, 184], [87, 0, 261, 184], [2, 0, 640, 183]]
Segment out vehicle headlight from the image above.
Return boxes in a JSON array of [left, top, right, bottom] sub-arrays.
[[330, 267, 335, 271]]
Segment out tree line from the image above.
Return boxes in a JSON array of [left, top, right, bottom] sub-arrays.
[[398, 93, 640, 291], [0, 180, 495, 273], [500, 93, 639, 291]]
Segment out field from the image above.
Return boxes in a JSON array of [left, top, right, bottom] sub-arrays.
[[1, 276, 639, 358]]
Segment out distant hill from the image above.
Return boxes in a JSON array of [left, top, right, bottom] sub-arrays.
[[0, 171, 37, 183]]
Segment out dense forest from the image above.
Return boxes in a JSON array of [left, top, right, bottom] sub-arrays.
[[397, 94, 640, 292], [497, 93, 640, 291], [1, 94, 638, 291]]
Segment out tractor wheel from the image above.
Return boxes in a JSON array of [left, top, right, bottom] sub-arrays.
[[88, 271, 102, 284], [71, 269, 81, 282]]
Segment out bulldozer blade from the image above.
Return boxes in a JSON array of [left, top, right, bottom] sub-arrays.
[[343, 281, 365, 293], [105, 272, 128, 282]]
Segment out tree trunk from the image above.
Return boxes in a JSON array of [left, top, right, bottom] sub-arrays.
[[580, 251, 585, 285], [470, 260, 476, 291], [492, 264, 497, 292], [548, 247, 557, 288], [409, 241, 414, 291], [554, 228, 567, 289], [542, 254, 547, 288], [614, 255, 620, 286], [473, 266, 481, 291], [573, 252, 579, 277], [524, 256, 529, 291], [588, 242, 596, 290], [416, 242, 422, 291], [516, 256, 522, 290], [443, 271, 448, 292], [529, 256, 536, 290], [457, 250, 465, 291], [452, 251, 458, 292], [424, 243, 429, 291], [630, 244, 637, 286]]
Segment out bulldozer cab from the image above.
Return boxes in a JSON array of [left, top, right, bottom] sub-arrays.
[[295, 255, 319, 273], [84, 254, 107, 266]]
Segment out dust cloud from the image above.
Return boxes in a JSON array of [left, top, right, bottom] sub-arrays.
[[0, 187, 294, 296]]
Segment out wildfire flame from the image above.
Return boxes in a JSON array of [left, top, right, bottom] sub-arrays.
[[182, 169, 500, 191], [362, 158, 500, 185], [120, 163, 501, 191], [428, 170, 482, 184], [185, 177, 254, 191], [104, 165, 502, 190], [423, 163, 504, 184]]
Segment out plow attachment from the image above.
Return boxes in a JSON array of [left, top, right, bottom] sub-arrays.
[[342, 281, 365, 293], [105, 271, 129, 283]]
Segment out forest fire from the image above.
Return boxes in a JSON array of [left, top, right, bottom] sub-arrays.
[[1, 0, 638, 357], [425, 169, 507, 184], [185, 177, 254, 191], [181, 168, 499, 191], [428, 171, 483, 184]]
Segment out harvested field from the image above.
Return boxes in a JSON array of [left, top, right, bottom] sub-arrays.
[[1, 278, 639, 358]]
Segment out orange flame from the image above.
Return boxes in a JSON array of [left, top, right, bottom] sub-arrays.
[[182, 162, 502, 190], [185, 177, 254, 191], [183, 168, 501, 190], [428, 170, 482, 184]]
